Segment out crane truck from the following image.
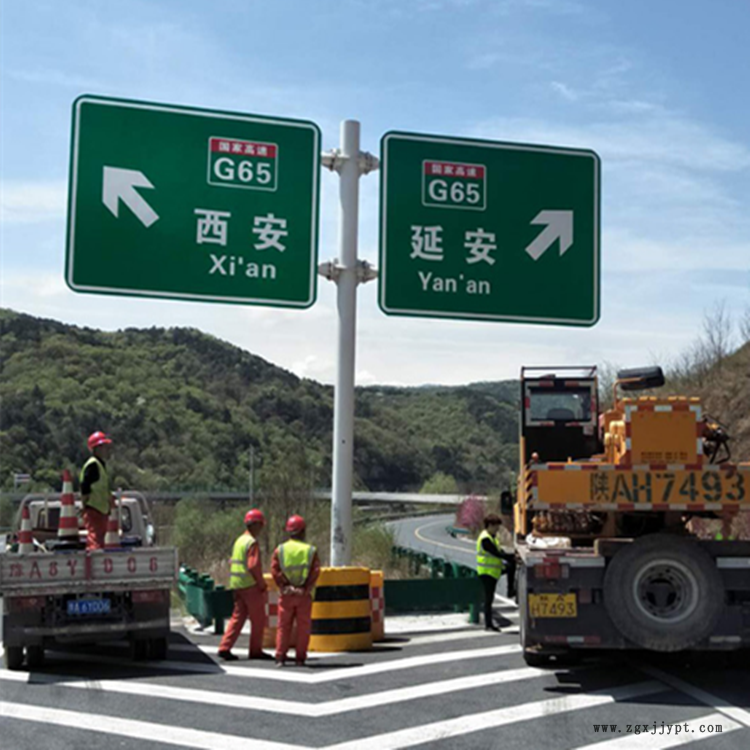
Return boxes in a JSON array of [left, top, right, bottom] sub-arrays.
[[503, 365, 750, 666]]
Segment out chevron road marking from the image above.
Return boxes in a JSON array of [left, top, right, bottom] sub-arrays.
[[0, 662, 550, 717], [0, 700, 297, 750], [576, 712, 742, 749], [17, 642, 523, 684], [639, 665, 750, 729], [0, 680, 665, 750], [170, 626, 500, 657], [325, 681, 666, 750]]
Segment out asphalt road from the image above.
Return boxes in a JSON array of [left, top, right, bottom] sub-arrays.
[[1, 518, 749, 749], [390, 512, 515, 598]]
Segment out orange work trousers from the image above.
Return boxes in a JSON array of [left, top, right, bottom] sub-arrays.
[[275, 592, 313, 662], [82, 507, 108, 551], [219, 587, 266, 657]]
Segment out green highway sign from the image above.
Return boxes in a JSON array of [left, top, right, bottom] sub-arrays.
[[379, 131, 600, 326], [66, 95, 320, 307]]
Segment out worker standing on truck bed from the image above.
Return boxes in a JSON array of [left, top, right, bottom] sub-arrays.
[[80, 431, 116, 550], [218, 509, 271, 661], [476, 513, 516, 631], [271, 515, 320, 667]]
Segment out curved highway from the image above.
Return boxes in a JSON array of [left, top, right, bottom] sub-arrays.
[[390, 513, 515, 599]]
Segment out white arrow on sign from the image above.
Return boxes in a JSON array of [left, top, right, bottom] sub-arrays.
[[525, 210, 573, 261], [102, 167, 159, 228]]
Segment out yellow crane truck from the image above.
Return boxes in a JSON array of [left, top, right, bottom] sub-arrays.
[[505, 365, 750, 666]]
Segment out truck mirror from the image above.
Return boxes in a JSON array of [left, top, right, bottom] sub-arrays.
[[616, 366, 665, 391]]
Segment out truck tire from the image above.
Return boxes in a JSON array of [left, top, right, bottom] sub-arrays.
[[26, 645, 45, 668], [603, 534, 724, 652], [130, 638, 149, 661], [4, 646, 24, 671], [149, 637, 168, 661]]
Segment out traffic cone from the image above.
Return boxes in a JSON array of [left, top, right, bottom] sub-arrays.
[[18, 505, 33, 554], [104, 508, 120, 549], [58, 469, 79, 542]]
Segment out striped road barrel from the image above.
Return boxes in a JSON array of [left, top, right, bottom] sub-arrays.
[[309, 567, 372, 652], [370, 570, 385, 642]]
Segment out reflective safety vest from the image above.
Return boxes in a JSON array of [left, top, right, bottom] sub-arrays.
[[278, 539, 316, 587], [229, 533, 258, 590], [714, 532, 736, 541], [80, 456, 110, 515], [476, 530, 504, 579]]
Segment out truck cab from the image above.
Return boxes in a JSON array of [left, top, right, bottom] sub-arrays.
[[7, 492, 156, 551]]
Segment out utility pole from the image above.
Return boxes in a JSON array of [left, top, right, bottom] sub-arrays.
[[248, 445, 255, 503], [319, 121, 378, 566]]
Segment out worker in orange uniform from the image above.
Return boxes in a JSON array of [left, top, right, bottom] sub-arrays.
[[218, 509, 271, 661], [271, 515, 320, 667], [80, 431, 116, 550]]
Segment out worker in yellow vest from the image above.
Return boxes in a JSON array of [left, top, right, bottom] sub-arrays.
[[80, 431, 116, 550], [271, 515, 320, 667], [476, 513, 516, 631], [218, 509, 271, 661]]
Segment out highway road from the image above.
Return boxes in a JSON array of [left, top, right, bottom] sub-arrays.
[[1, 518, 749, 749], [390, 512, 515, 598]]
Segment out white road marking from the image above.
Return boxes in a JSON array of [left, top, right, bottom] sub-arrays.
[[6, 642, 523, 685], [576, 712, 742, 749], [325, 681, 667, 750], [0, 700, 296, 750], [640, 665, 750, 729], [0, 681, 667, 749], [0, 662, 552, 717]]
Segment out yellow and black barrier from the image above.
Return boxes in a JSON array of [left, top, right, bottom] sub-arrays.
[[309, 567, 373, 652]]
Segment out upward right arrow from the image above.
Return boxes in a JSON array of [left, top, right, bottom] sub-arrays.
[[525, 210, 573, 261]]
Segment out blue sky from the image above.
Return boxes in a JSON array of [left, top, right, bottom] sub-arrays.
[[1, 0, 749, 385]]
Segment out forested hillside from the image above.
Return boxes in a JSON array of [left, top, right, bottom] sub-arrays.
[[0, 309, 519, 493]]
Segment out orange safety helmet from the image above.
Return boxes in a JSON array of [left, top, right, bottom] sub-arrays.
[[87, 431, 113, 451], [285, 514, 306, 533], [244, 508, 265, 526]]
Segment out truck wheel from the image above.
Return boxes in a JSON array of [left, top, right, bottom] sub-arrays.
[[26, 645, 45, 669], [603, 534, 723, 652], [523, 649, 553, 667], [130, 639, 149, 661], [149, 637, 168, 661], [4, 646, 24, 671]]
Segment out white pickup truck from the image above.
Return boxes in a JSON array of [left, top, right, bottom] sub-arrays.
[[0, 492, 178, 670]]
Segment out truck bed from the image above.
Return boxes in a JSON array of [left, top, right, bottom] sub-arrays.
[[0, 548, 178, 596]]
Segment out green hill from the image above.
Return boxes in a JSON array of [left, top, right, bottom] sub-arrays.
[[0, 308, 519, 494]]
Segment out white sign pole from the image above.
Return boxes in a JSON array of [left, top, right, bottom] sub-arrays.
[[320, 120, 378, 566]]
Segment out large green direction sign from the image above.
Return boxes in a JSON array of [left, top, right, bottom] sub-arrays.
[[379, 131, 600, 325], [67, 95, 320, 307]]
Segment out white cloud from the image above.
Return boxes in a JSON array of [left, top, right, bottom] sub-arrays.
[[550, 81, 579, 101], [0, 181, 67, 224]]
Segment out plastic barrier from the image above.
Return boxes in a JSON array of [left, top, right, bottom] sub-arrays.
[[309, 567, 372, 652], [370, 569, 385, 642]]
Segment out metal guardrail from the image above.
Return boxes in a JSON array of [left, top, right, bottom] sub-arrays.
[[177, 548, 483, 633]]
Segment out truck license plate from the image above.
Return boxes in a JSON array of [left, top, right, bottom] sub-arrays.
[[67, 598, 111, 616], [528, 593, 577, 618]]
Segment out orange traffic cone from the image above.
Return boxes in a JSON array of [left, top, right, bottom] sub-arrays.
[[58, 469, 79, 542], [18, 504, 33, 554], [104, 508, 120, 549]]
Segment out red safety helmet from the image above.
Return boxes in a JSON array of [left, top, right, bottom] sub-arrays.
[[244, 509, 265, 526], [87, 431, 113, 451], [285, 514, 306, 533]]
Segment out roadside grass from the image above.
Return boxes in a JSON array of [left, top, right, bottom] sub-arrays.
[[166, 497, 409, 584]]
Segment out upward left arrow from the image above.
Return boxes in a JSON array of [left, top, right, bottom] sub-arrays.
[[102, 167, 159, 228]]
